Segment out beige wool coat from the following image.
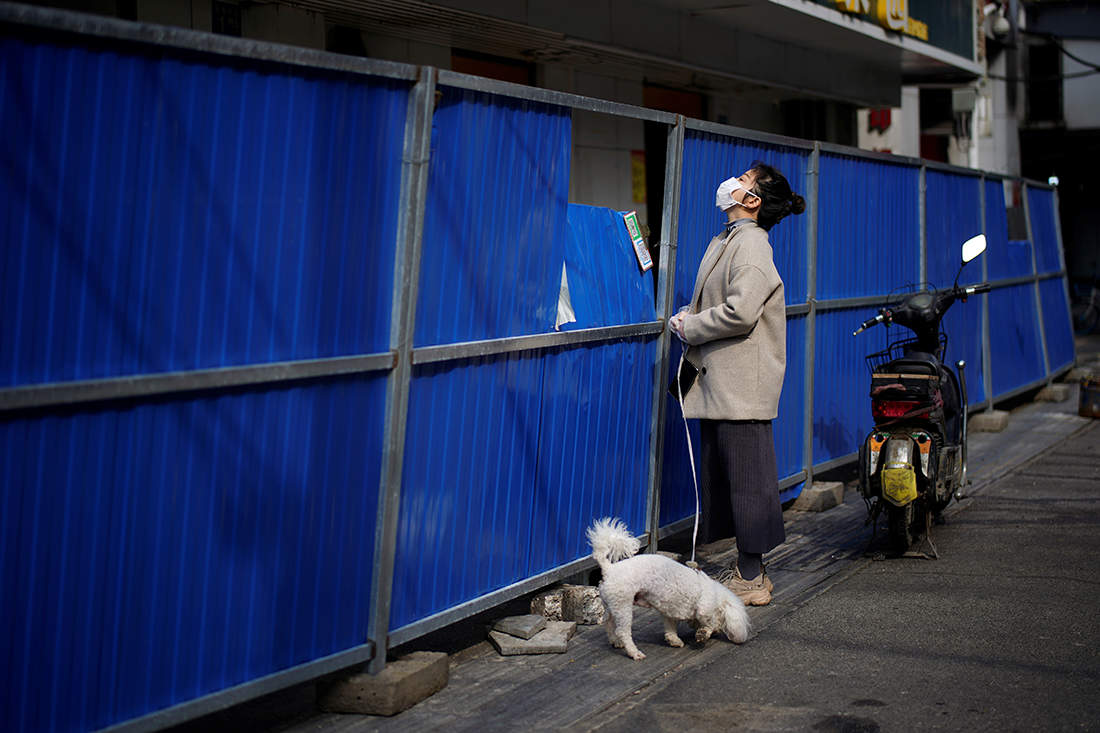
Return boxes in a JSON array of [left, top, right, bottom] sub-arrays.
[[680, 221, 786, 420]]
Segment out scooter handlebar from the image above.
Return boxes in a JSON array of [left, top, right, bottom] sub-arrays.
[[853, 312, 886, 336], [964, 282, 992, 295]]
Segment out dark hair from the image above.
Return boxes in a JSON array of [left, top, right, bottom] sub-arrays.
[[749, 163, 806, 232]]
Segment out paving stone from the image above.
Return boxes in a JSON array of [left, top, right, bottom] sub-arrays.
[[488, 621, 577, 655], [969, 409, 1009, 432], [1036, 384, 1070, 402], [317, 651, 448, 717], [530, 587, 564, 621], [492, 614, 547, 640], [562, 584, 606, 625], [790, 481, 844, 512]]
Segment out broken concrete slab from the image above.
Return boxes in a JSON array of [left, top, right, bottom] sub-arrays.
[[492, 614, 547, 640], [488, 621, 578, 655], [562, 585, 605, 625], [790, 481, 844, 512], [317, 651, 448, 717], [969, 410, 1009, 432], [530, 587, 564, 621], [1036, 384, 1070, 402]]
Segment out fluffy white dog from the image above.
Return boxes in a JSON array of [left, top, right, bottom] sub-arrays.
[[587, 517, 751, 660]]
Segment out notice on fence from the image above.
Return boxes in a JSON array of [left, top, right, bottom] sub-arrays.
[[622, 211, 653, 272]]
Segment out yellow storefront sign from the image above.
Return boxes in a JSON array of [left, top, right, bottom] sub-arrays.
[[834, 0, 929, 42]]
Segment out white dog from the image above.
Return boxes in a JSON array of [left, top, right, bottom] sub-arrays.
[[587, 517, 750, 660]]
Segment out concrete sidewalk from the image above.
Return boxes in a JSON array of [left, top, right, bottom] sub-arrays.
[[276, 349, 1099, 732]]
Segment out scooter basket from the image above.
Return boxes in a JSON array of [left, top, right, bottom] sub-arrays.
[[864, 334, 947, 374]]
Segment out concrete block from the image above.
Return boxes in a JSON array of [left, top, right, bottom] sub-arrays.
[[530, 587, 564, 621], [1035, 384, 1070, 402], [969, 410, 1009, 432], [562, 584, 606, 625], [1062, 367, 1093, 382], [791, 481, 844, 512], [317, 651, 448, 717], [492, 614, 547, 640], [488, 621, 577, 656]]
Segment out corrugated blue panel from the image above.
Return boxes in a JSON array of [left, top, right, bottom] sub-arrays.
[[529, 339, 654, 567], [985, 180, 1034, 281], [414, 88, 571, 346], [390, 339, 654, 629], [815, 308, 878, 465], [1028, 187, 1062, 274], [817, 155, 919, 299], [560, 204, 656, 329], [659, 315, 806, 526], [676, 132, 810, 306], [0, 36, 408, 388], [989, 284, 1046, 397], [1039, 278, 1075, 370], [940, 295, 987, 406], [0, 377, 387, 733], [925, 171, 982, 287], [775, 315, 808, 479]]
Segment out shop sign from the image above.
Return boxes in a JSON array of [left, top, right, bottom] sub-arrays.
[[834, 0, 929, 42]]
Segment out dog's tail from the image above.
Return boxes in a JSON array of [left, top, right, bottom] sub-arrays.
[[586, 517, 640, 573]]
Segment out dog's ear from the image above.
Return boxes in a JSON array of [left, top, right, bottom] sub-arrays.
[[723, 605, 750, 644]]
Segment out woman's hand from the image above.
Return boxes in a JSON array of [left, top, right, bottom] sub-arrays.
[[669, 307, 690, 342]]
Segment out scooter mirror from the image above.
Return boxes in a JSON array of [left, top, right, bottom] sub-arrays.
[[961, 234, 987, 264]]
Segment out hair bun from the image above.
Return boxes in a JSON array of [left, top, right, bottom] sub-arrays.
[[789, 193, 806, 215]]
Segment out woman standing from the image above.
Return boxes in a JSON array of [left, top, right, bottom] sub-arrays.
[[668, 163, 805, 606]]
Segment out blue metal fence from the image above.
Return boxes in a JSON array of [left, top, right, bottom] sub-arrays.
[[0, 9, 1077, 732]]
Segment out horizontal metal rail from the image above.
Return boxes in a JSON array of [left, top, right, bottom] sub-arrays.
[[684, 118, 816, 151], [921, 158, 986, 178], [810, 451, 859, 476], [98, 642, 374, 733], [0, 352, 396, 413], [410, 322, 664, 365], [817, 140, 923, 168], [0, 2, 418, 81], [437, 70, 677, 123]]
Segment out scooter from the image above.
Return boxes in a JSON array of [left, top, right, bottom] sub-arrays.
[[852, 234, 990, 556]]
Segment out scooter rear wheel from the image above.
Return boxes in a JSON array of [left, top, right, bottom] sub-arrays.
[[886, 502, 926, 552]]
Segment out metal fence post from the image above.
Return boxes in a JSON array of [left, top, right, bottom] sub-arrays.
[[368, 66, 437, 674], [1053, 186, 1075, 366], [1022, 181, 1052, 382], [919, 164, 927, 286], [980, 176, 994, 411], [645, 115, 685, 549], [802, 142, 820, 490]]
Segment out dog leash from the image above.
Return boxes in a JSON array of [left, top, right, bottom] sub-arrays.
[[675, 343, 702, 570]]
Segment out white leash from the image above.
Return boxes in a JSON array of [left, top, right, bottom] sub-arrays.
[[675, 344, 702, 570]]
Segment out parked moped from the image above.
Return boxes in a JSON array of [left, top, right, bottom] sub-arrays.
[[852, 235, 990, 556]]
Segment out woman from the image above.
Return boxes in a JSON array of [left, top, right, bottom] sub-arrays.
[[668, 162, 805, 606]]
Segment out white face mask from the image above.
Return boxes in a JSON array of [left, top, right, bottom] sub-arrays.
[[715, 175, 760, 211]]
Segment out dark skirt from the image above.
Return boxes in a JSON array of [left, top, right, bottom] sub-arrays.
[[698, 419, 786, 553]]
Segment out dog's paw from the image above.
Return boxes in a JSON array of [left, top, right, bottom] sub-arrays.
[[610, 638, 624, 649], [694, 628, 714, 644], [628, 649, 646, 661], [664, 634, 684, 648]]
